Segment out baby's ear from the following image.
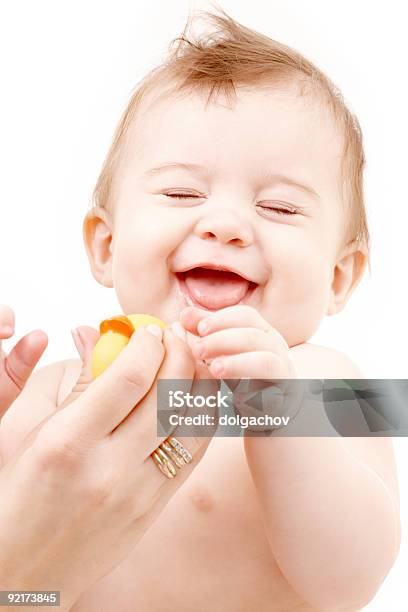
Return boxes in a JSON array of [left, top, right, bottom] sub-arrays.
[[327, 240, 368, 315], [83, 206, 114, 288]]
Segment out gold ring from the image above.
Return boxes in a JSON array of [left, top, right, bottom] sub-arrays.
[[155, 447, 177, 476], [151, 450, 176, 479], [167, 436, 193, 464], [150, 437, 193, 479], [160, 441, 185, 468]]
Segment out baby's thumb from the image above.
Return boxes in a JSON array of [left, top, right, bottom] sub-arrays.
[[58, 326, 100, 410]]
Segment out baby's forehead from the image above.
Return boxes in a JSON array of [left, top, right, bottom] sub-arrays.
[[133, 81, 342, 154], [125, 83, 344, 193]]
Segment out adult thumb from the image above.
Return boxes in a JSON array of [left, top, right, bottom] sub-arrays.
[[58, 326, 100, 410]]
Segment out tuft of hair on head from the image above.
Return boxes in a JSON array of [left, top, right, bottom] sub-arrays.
[[91, 3, 369, 257]]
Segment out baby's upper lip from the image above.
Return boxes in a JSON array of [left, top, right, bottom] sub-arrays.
[[174, 261, 260, 284]]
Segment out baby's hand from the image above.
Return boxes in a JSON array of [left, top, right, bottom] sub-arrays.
[[0, 305, 48, 418], [180, 305, 298, 381], [180, 305, 302, 433]]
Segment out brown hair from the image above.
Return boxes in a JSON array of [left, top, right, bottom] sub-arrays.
[[92, 5, 369, 252]]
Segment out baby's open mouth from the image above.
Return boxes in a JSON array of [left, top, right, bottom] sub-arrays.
[[175, 267, 258, 311]]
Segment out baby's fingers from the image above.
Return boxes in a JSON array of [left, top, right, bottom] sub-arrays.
[[191, 327, 287, 362], [178, 306, 212, 335], [57, 326, 100, 410], [180, 304, 273, 337], [208, 351, 292, 380]]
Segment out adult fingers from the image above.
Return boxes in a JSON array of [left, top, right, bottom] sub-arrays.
[[142, 340, 219, 490], [131, 428, 214, 500], [109, 328, 196, 458], [0, 304, 15, 339], [0, 304, 15, 384], [121, 376, 219, 495], [6, 330, 49, 386], [0, 330, 48, 417], [56, 326, 166, 443], [136, 369, 219, 493]]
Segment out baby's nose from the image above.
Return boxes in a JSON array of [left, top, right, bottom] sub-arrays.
[[194, 209, 253, 247]]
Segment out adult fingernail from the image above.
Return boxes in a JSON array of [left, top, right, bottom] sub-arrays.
[[145, 324, 163, 339], [0, 325, 14, 337], [171, 321, 187, 341]]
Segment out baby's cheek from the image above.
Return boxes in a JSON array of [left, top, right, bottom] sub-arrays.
[[112, 252, 148, 312], [266, 255, 332, 346]]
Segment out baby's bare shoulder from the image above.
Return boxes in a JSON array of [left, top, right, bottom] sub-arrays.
[[290, 342, 364, 378]]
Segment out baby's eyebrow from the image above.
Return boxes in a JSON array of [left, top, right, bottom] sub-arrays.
[[143, 162, 320, 201], [142, 162, 211, 179], [258, 172, 321, 201]]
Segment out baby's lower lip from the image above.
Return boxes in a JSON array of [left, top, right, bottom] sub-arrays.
[[174, 273, 258, 311]]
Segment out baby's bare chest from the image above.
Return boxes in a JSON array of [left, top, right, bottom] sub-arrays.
[[71, 438, 314, 612]]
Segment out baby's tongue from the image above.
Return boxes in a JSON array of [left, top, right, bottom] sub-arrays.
[[184, 268, 249, 310]]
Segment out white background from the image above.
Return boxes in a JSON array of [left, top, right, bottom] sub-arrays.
[[0, 1, 407, 608]]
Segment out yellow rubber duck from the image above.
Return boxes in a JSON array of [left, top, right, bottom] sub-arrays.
[[91, 314, 167, 378]]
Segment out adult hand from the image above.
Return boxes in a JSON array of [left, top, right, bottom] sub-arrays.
[[0, 305, 48, 418], [0, 324, 216, 610]]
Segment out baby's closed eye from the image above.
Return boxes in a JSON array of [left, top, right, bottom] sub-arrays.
[[163, 192, 301, 216]]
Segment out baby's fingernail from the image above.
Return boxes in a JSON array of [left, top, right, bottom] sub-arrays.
[[145, 324, 163, 339], [197, 319, 209, 335], [171, 321, 187, 341], [71, 328, 85, 360], [0, 325, 14, 337]]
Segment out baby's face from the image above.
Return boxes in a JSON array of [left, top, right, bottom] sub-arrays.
[[91, 86, 354, 346]]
